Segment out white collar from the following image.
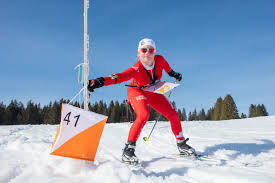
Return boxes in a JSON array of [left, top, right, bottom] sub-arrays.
[[141, 61, 155, 70]]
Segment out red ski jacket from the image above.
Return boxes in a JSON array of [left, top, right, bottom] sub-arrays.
[[104, 55, 172, 88]]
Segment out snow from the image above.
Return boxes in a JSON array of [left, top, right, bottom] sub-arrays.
[[1, 116, 275, 183]]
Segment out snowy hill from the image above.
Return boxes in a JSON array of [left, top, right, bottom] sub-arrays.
[[1, 116, 275, 183]]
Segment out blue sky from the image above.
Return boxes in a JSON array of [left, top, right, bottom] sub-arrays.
[[1, 0, 274, 115]]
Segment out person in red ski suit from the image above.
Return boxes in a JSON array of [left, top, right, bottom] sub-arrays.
[[88, 38, 195, 164]]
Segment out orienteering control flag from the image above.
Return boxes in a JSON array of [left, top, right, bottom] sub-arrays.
[[50, 104, 108, 161]]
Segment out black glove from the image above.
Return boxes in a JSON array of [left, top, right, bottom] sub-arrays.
[[88, 77, 105, 92], [168, 70, 182, 81]]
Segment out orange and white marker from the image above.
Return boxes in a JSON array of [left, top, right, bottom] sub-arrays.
[[50, 103, 108, 161]]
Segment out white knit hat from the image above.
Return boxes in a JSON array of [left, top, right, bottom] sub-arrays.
[[138, 38, 156, 50]]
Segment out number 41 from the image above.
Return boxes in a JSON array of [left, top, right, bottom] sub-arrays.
[[64, 112, 80, 127]]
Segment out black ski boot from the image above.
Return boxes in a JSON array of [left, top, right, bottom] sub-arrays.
[[122, 143, 139, 165], [177, 138, 196, 156]]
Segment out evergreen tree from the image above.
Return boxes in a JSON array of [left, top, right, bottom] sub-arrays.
[[17, 102, 26, 124], [98, 100, 107, 116], [43, 101, 59, 124], [108, 101, 120, 123], [248, 104, 256, 118], [182, 108, 187, 121], [198, 108, 206, 121], [74, 101, 81, 108], [24, 100, 33, 124], [260, 104, 268, 116], [213, 97, 223, 120], [256, 105, 262, 117], [107, 100, 115, 123], [188, 112, 192, 121], [25, 100, 42, 124], [120, 100, 128, 122], [56, 100, 63, 124], [108, 100, 114, 116], [177, 109, 183, 121], [189, 109, 197, 121], [35, 103, 43, 124], [220, 94, 239, 120], [0, 103, 6, 125], [171, 101, 176, 110], [5, 100, 24, 125], [240, 113, 247, 119], [44, 102, 55, 124], [253, 104, 269, 117], [114, 101, 121, 122], [92, 101, 99, 113], [194, 109, 198, 120], [206, 107, 214, 120], [41, 105, 49, 124]]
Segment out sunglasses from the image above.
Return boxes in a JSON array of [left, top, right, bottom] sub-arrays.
[[140, 48, 156, 54]]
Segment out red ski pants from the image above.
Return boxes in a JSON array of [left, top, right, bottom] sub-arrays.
[[127, 87, 184, 143]]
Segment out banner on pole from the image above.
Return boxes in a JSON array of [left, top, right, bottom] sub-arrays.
[[78, 64, 84, 83], [50, 104, 108, 161]]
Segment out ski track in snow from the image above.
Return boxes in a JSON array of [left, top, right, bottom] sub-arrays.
[[0, 116, 275, 183]]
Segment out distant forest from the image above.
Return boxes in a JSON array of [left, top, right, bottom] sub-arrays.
[[0, 94, 268, 125]]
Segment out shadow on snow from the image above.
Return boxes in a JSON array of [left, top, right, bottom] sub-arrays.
[[132, 156, 188, 178], [130, 139, 275, 178], [204, 139, 275, 158]]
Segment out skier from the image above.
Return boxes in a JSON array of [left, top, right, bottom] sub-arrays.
[[88, 38, 195, 165]]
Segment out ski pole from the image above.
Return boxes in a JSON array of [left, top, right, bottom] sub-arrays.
[[143, 119, 158, 141], [143, 80, 179, 142]]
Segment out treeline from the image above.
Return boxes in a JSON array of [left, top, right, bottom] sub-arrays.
[[187, 94, 268, 121], [0, 99, 132, 125], [0, 94, 268, 125]]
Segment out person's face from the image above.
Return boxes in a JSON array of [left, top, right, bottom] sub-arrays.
[[138, 45, 155, 65]]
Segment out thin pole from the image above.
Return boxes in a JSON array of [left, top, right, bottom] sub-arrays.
[[83, 0, 90, 110]]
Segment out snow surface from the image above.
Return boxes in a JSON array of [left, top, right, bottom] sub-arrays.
[[1, 116, 275, 183]]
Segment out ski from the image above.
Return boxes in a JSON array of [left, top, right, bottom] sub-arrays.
[[196, 154, 221, 161], [122, 162, 141, 169], [121, 159, 144, 171], [168, 153, 224, 164], [168, 153, 263, 167], [121, 158, 140, 167]]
